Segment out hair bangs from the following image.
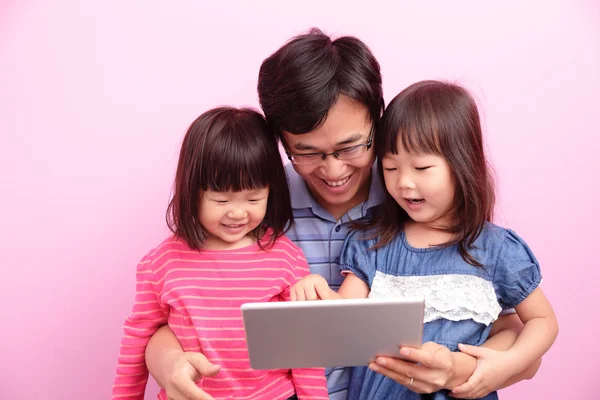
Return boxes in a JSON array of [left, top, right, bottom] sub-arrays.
[[379, 95, 442, 157], [199, 117, 271, 193]]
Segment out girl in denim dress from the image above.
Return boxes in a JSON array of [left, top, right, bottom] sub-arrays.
[[291, 80, 558, 399]]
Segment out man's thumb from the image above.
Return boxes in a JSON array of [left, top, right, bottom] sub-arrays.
[[188, 353, 221, 377]]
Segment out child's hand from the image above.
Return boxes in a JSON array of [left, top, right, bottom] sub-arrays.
[[450, 344, 517, 399], [290, 274, 337, 301], [163, 349, 221, 400]]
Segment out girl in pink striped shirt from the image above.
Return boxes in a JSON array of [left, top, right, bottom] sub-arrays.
[[112, 107, 328, 400]]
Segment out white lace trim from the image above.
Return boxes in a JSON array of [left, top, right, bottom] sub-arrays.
[[369, 272, 502, 326]]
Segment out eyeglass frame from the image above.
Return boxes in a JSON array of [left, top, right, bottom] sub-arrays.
[[285, 125, 375, 165]]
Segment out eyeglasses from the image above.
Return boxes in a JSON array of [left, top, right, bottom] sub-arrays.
[[286, 126, 374, 166]]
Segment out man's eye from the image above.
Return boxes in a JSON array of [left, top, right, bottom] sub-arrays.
[[338, 146, 361, 154], [295, 153, 320, 160]]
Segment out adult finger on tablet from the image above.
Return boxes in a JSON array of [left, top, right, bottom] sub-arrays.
[[398, 346, 435, 366], [373, 356, 424, 379]]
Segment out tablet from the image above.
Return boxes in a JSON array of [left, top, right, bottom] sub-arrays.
[[241, 297, 424, 370]]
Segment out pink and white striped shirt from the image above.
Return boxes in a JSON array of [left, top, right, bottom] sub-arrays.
[[112, 231, 328, 400]]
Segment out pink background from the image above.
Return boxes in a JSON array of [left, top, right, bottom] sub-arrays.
[[1, 1, 599, 399]]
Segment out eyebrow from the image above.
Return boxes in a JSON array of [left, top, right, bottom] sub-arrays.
[[293, 133, 364, 151]]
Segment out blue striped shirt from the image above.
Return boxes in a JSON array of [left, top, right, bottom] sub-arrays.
[[284, 162, 385, 400]]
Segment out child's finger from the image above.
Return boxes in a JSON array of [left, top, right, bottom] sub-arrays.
[[294, 286, 306, 301], [290, 287, 297, 301], [315, 282, 332, 300], [304, 285, 319, 300]]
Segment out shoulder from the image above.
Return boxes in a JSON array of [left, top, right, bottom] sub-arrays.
[[467, 223, 516, 267], [147, 235, 190, 259], [266, 233, 304, 259], [474, 222, 508, 246], [344, 227, 379, 249], [270, 233, 300, 251], [492, 225, 539, 264], [475, 223, 536, 258], [340, 227, 400, 264], [137, 235, 191, 272], [476, 223, 540, 277]]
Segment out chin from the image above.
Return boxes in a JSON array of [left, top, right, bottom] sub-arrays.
[[325, 191, 356, 206]]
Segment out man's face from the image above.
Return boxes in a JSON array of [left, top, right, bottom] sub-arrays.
[[281, 95, 375, 219]]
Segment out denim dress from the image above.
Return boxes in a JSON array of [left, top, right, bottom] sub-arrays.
[[339, 222, 542, 400]]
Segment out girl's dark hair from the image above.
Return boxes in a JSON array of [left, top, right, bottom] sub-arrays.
[[372, 80, 495, 267], [166, 107, 292, 251], [258, 27, 384, 136]]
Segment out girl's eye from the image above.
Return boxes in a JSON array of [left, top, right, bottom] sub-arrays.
[[383, 167, 397, 171], [214, 200, 228, 204], [415, 166, 431, 171]]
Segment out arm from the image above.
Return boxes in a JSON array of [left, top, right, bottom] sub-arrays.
[[450, 288, 556, 398], [482, 313, 542, 383], [144, 324, 221, 400], [475, 319, 542, 384], [451, 232, 555, 398], [504, 288, 557, 371], [112, 257, 168, 400], [365, 312, 543, 396]]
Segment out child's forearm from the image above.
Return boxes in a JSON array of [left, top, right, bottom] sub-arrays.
[[499, 358, 542, 388], [504, 316, 558, 375], [146, 324, 185, 389], [446, 322, 541, 390], [446, 351, 478, 388], [482, 326, 542, 386]]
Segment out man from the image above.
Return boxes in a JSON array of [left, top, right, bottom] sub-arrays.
[[143, 28, 539, 400]]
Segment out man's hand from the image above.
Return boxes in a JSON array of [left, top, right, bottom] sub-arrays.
[[162, 349, 221, 400], [368, 342, 456, 394], [450, 344, 518, 399]]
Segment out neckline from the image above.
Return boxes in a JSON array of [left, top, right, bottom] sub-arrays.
[[200, 229, 274, 252], [400, 231, 449, 253]]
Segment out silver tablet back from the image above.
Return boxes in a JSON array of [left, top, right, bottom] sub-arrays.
[[241, 297, 424, 370]]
